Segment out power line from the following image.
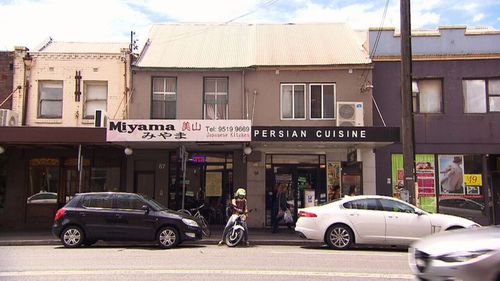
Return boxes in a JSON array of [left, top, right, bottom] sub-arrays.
[[148, 0, 281, 45]]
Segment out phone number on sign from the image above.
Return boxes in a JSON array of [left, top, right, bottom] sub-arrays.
[[205, 126, 251, 133]]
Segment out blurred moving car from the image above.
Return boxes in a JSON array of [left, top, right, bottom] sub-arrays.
[[27, 192, 58, 204], [438, 197, 488, 225], [409, 226, 500, 281], [52, 192, 203, 249], [295, 195, 479, 250], [27, 191, 71, 204]]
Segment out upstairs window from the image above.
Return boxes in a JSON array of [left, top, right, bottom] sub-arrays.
[[281, 84, 305, 120], [204, 77, 228, 120], [152, 77, 177, 119], [84, 81, 107, 119], [38, 81, 63, 118], [412, 79, 442, 113], [310, 84, 335, 119], [463, 79, 500, 113]]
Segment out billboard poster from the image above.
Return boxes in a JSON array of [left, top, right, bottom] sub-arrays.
[[392, 154, 437, 213], [438, 155, 465, 195], [326, 162, 341, 202]]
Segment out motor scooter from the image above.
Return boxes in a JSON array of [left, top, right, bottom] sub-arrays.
[[224, 210, 252, 247]]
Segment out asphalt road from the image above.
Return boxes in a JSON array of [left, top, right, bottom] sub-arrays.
[[0, 244, 414, 281]]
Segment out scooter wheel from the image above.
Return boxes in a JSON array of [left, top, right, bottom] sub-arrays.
[[225, 229, 244, 247]]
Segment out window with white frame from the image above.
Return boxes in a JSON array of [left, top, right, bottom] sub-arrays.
[[204, 77, 228, 120], [463, 79, 500, 113], [412, 79, 442, 113], [281, 84, 306, 119], [152, 77, 177, 119], [310, 84, 335, 119], [38, 81, 63, 118], [84, 81, 108, 119]]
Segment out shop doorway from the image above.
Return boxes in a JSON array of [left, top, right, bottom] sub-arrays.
[[169, 152, 233, 225], [265, 155, 326, 227], [271, 166, 320, 215], [341, 162, 363, 196], [135, 171, 155, 198]]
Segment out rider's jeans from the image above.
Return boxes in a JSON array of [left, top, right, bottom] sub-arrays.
[[222, 214, 249, 242]]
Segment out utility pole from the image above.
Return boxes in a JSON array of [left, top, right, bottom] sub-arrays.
[[400, 0, 416, 205]]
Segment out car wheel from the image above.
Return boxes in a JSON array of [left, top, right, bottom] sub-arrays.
[[325, 224, 354, 250], [61, 226, 85, 248], [445, 226, 463, 231], [157, 226, 179, 249]]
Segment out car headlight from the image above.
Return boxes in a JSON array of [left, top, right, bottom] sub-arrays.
[[438, 250, 492, 263], [182, 218, 199, 228]]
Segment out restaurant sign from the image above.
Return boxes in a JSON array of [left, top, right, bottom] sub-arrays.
[[107, 119, 252, 142], [252, 126, 400, 142]]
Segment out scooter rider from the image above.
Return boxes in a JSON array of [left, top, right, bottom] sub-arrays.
[[218, 188, 250, 246]]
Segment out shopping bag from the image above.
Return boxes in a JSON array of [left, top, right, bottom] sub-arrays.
[[283, 209, 293, 224]]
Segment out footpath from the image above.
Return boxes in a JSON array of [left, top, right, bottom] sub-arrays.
[[0, 227, 323, 247]]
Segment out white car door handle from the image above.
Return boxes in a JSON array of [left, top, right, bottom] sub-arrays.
[[349, 213, 359, 217]]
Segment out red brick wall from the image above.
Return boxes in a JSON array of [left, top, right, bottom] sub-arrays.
[[0, 52, 14, 109]]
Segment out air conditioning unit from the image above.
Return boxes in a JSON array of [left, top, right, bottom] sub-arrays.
[[336, 102, 364, 127], [0, 109, 19, 126], [94, 109, 107, 127]]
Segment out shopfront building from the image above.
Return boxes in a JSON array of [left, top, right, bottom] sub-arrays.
[[251, 126, 400, 228], [108, 119, 252, 225], [370, 26, 500, 225], [0, 127, 126, 229]]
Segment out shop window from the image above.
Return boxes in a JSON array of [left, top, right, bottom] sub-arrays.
[[152, 77, 177, 119], [38, 81, 63, 118], [204, 77, 228, 120], [28, 158, 60, 203], [310, 84, 335, 119], [90, 167, 120, 192], [281, 84, 306, 120], [437, 154, 488, 225], [63, 158, 90, 196], [463, 79, 500, 113], [412, 79, 442, 113], [84, 81, 107, 119]]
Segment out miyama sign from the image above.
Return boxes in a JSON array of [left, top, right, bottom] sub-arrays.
[[107, 120, 252, 142]]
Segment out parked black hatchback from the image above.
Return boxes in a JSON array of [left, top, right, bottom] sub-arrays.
[[52, 192, 203, 249]]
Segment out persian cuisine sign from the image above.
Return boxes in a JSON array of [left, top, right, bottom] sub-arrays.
[[107, 119, 252, 142]]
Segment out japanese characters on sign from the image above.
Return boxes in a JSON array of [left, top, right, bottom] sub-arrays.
[[106, 120, 252, 142]]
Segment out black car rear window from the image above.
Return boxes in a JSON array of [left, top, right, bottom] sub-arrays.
[[82, 194, 113, 209]]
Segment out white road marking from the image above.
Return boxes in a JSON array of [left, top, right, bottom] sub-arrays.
[[270, 250, 408, 257], [0, 269, 413, 279]]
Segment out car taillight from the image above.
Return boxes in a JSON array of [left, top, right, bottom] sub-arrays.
[[54, 208, 66, 221], [298, 211, 317, 218]]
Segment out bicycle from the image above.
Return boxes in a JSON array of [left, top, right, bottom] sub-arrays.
[[178, 204, 211, 237]]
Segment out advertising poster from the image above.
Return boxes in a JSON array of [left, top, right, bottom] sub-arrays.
[[304, 190, 315, 208], [205, 172, 222, 197], [392, 154, 437, 213], [327, 162, 341, 202], [438, 155, 465, 194], [464, 174, 482, 196]]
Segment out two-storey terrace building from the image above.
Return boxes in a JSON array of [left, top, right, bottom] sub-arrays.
[[369, 26, 500, 225], [125, 23, 398, 228], [0, 41, 132, 229]]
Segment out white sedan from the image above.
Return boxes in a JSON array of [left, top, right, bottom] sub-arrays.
[[295, 195, 480, 250]]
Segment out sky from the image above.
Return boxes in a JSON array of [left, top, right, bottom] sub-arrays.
[[1, 0, 500, 51]]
